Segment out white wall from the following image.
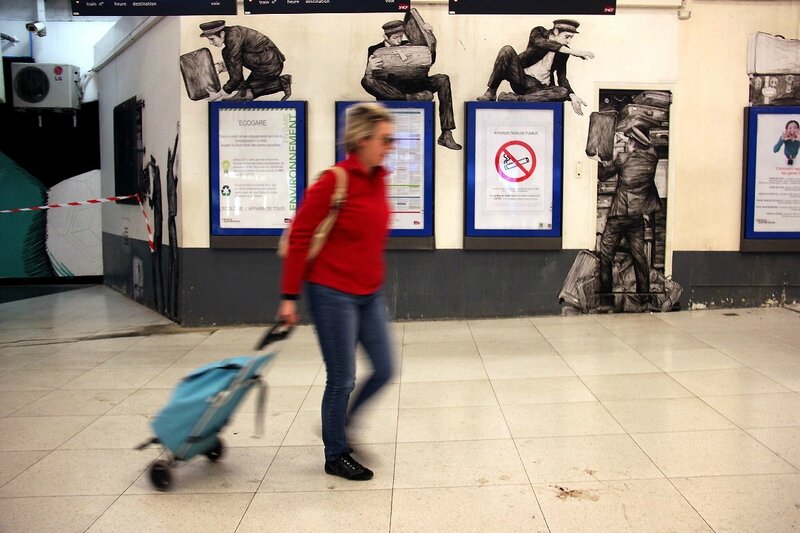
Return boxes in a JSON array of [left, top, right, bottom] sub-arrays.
[[0, 19, 116, 102], [671, 0, 800, 252], [177, 6, 680, 250], [97, 16, 181, 245]]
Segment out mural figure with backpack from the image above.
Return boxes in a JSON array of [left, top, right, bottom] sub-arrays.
[[277, 102, 397, 481]]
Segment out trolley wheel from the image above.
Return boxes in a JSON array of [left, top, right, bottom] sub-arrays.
[[149, 460, 172, 491], [205, 439, 224, 463]]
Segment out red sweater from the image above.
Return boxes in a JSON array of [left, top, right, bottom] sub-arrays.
[[280, 153, 390, 298]]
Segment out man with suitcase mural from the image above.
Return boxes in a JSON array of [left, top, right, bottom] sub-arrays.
[[200, 20, 292, 102], [361, 16, 462, 150], [597, 126, 662, 309], [476, 19, 594, 115]]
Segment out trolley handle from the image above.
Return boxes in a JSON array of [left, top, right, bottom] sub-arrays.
[[254, 322, 293, 351]]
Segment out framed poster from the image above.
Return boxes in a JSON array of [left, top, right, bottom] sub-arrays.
[[465, 101, 564, 250], [209, 101, 306, 248], [741, 106, 800, 252], [335, 101, 435, 249]]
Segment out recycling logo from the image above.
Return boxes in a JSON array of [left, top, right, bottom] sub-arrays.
[[221, 185, 232, 197]]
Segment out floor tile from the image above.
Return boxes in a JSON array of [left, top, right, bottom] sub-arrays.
[[397, 405, 510, 442], [492, 376, 596, 405], [391, 485, 548, 533], [105, 388, 172, 416], [393, 439, 527, 488], [0, 449, 49, 486], [60, 414, 153, 449], [238, 490, 392, 533], [0, 368, 86, 391], [0, 415, 97, 451], [703, 393, 800, 428], [601, 397, 737, 433], [482, 354, 575, 380], [24, 350, 120, 369], [517, 434, 664, 483], [668, 368, 790, 396], [560, 352, 661, 376], [533, 479, 712, 533], [631, 429, 798, 478], [403, 322, 473, 344], [748, 427, 800, 469], [11, 389, 134, 417], [0, 390, 49, 417], [581, 372, 693, 400], [400, 352, 487, 382], [549, 336, 640, 358], [672, 474, 800, 533], [60, 366, 165, 390], [476, 339, 559, 358], [398, 380, 498, 409], [503, 402, 624, 439], [469, 324, 546, 344], [0, 448, 161, 497], [643, 348, 744, 371], [86, 493, 252, 532], [218, 410, 296, 447], [0, 495, 116, 533]]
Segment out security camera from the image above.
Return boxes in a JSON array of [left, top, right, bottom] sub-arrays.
[[25, 22, 46, 37]]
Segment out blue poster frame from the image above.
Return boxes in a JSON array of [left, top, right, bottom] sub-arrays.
[[335, 101, 435, 239], [742, 106, 800, 248], [465, 101, 564, 241], [209, 100, 307, 238]]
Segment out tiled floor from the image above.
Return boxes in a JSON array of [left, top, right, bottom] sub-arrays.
[[2, 286, 800, 532]]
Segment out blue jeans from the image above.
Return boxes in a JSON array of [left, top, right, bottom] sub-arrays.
[[306, 282, 394, 461]]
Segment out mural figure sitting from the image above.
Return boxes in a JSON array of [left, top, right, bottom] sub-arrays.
[[477, 19, 594, 116], [362, 19, 462, 150]]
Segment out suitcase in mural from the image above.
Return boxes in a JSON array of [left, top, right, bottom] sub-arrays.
[[747, 32, 800, 75], [632, 91, 672, 109], [618, 104, 669, 124], [585, 111, 618, 161], [558, 250, 600, 312], [180, 48, 221, 101], [749, 74, 800, 106]]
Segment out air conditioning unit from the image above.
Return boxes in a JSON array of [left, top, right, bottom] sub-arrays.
[[11, 63, 80, 110]]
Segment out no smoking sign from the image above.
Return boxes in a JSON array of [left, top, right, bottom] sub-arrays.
[[495, 140, 537, 183]]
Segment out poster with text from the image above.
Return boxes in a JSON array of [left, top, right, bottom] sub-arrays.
[[752, 112, 800, 233], [210, 101, 306, 237], [474, 108, 554, 231]]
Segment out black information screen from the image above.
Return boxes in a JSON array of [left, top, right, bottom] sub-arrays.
[[244, 0, 410, 14], [72, 0, 237, 16], [449, 0, 616, 15]]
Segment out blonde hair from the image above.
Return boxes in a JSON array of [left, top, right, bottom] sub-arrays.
[[342, 102, 393, 153]]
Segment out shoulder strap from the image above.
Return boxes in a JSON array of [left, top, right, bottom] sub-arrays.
[[329, 166, 348, 209]]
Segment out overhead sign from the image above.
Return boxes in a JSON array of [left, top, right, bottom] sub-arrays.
[[72, 0, 237, 16], [245, 0, 410, 14], [449, 0, 616, 15]]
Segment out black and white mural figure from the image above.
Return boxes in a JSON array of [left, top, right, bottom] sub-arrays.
[[166, 129, 180, 321], [596, 126, 660, 309], [560, 90, 682, 314], [180, 20, 291, 102], [145, 154, 164, 313], [361, 9, 462, 150], [476, 19, 594, 115]]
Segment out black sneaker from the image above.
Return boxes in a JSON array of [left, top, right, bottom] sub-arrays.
[[324, 453, 373, 481]]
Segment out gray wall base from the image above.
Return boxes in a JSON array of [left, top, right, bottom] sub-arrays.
[[103, 233, 800, 326]]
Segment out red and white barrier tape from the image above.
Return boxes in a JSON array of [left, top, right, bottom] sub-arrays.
[[135, 193, 156, 253], [0, 193, 156, 254], [0, 194, 137, 213]]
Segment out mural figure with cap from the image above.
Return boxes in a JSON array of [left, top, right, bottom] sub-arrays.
[[597, 125, 662, 308], [361, 13, 462, 150], [199, 20, 291, 101], [477, 19, 594, 116]]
